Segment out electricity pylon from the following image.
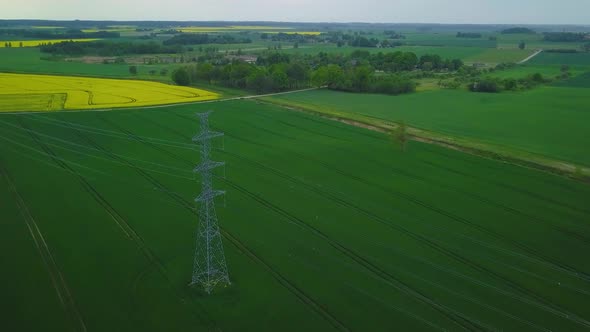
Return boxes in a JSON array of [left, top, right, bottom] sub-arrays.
[[190, 111, 230, 293]]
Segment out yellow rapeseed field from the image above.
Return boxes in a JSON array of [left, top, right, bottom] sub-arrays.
[[31, 26, 65, 29], [263, 31, 322, 35], [0, 39, 99, 48], [0, 73, 220, 112]]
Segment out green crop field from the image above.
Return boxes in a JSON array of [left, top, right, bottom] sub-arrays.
[[0, 48, 179, 81], [464, 48, 534, 64], [1, 18, 590, 332], [282, 44, 532, 65], [402, 33, 497, 48], [497, 33, 587, 51], [269, 86, 590, 166], [528, 52, 590, 66], [487, 65, 568, 79], [1, 100, 589, 331], [553, 71, 590, 88]]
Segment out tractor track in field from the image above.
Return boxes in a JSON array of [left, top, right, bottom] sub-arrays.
[[247, 122, 299, 141], [254, 104, 386, 141], [357, 156, 590, 244], [121, 112, 489, 331], [218, 228, 351, 332], [151, 112, 590, 326], [97, 115, 195, 166], [240, 109, 590, 242], [54, 114, 217, 328], [254, 111, 353, 143], [205, 127, 590, 293], [16, 117, 217, 329], [258, 98, 590, 185], [250, 106, 590, 212], [171, 111, 590, 280], [259, 105, 589, 203], [135, 113, 551, 330], [216, 133, 590, 285], [212, 124, 590, 283], [419, 153, 590, 216], [16, 111, 588, 327], [0, 162, 87, 332], [216, 177, 487, 331], [83, 115, 351, 332]]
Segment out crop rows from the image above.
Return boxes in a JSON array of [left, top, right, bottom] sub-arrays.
[[1, 100, 589, 331]]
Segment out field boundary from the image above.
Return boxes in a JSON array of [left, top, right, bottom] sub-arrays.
[[257, 97, 590, 184]]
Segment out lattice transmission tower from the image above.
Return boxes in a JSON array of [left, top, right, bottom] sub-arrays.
[[190, 111, 230, 293]]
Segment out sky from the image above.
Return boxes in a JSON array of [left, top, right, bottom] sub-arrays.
[[3, 0, 590, 25]]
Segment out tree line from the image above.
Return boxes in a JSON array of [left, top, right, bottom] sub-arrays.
[[501, 27, 536, 34], [543, 32, 589, 42], [162, 34, 252, 46], [309, 50, 463, 72], [171, 50, 464, 95], [469, 73, 549, 93], [260, 32, 320, 43], [456, 32, 482, 38], [40, 40, 183, 56]]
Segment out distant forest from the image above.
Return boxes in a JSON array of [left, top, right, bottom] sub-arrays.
[[163, 34, 252, 45], [457, 32, 482, 38], [543, 32, 589, 42], [0, 29, 119, 39], [501, 27, 536, 34], [40, 40, 183, 56]]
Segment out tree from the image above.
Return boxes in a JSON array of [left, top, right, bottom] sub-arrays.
[[530, 72, 545, 83], [286, 63, 307, 88], [503, 79, 517, 91], [128, 65, 138, 75], [351, 65, 373, 92], [450, 59, 464, 71], [312, 64, 343, 88], [518, 41, 526, 50], [247, 70, 272, 93], [393, 121, 408, 152], [561, 64, 570, 73], [271, 69, 289, 91], [172, 67, 191, 86], [469, 79, 500, 93], [197, 63, 214, 84]]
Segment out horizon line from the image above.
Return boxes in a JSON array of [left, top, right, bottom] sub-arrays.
[[1, 18, 589, 27]]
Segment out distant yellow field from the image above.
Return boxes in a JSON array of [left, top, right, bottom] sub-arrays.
[[0, 38, 99, 48], [264, 31, 322, 35], [0, 73, 220, 112], [32, 26, 65, 29], [81, 28, 137, 33]]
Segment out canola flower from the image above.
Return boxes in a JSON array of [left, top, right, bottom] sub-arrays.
[[0, 73, 219, 112]]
